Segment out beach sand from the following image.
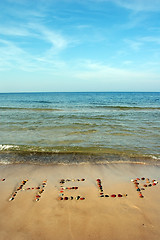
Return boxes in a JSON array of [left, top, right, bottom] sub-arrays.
[[0, 163, 160, 240]]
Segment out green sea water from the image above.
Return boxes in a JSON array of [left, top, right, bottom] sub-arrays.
[[0, 92, 159, 165]]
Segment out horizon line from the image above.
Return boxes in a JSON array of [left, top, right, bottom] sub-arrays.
[[0, 91, 160, 94]]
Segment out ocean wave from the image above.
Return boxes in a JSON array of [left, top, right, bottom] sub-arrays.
[[0, 145, 159, 166], [90, 106, 160, 111], [32, 100, 52, 104], [0, 107, 63, 111], [0, 106, 159, 112]]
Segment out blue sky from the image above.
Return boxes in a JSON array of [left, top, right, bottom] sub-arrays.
[[0, 0, 160, 92]]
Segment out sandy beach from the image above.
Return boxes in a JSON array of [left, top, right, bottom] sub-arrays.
[[0, 163, 160, 240]]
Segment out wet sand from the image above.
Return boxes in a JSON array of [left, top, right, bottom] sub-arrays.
[[0, 163, 160, 240]]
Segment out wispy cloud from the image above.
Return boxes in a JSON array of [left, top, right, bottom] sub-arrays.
[[0, 21, 70, 51], [124, 39, 143, 51], [140, 36, 160, 44], [114, 0, 160, 12], [0, 0, 160, 92], [0, 35, 67, 73], [0, 18, 73, 71], [72, 60, 160, 89], [76, 25, 91, 29], [84, 0, 160, 12], [0, 26, 31, 37], [0, 39, 27, 70], [124, 35, 160, 52], [32, 25, 69, 50]]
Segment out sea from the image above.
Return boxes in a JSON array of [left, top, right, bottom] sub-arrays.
[[0, 92, 160, 165]]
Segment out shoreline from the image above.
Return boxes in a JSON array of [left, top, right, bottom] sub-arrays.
[[0, 163, 160, 240], [0, 149, 160, 166]]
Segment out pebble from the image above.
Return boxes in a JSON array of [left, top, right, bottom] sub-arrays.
[[111, 194, 116, 198], [9, 197, 14, 201], [58, 197, 63, 200], [76, 196, 80, 200], [105, 195, 109, 197], [118, 194, 123, 197], [139, 193, 144, 198]]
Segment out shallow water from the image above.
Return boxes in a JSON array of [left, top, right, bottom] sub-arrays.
[[0, 92, 160, 164]]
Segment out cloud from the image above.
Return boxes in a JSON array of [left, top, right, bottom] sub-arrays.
[[90, 0, 160, 12], [36, 26, 69, 50], [71, 60, 160, 91], [0, 26, 31, 37], [76, 25, 91, 29], [0, 20, 70, 52], [114, 0, 160, 12], [124, 39, 143, 51], [140, 36, 160, 44], [0, 37, 67, 73], [79, 0, 160, 12], [124, 36, 160, 52], [0, 39, 26, 70], [0, 20, 72, 69]]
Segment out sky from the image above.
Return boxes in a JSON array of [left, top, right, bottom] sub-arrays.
[[0, 0, 160, 92]]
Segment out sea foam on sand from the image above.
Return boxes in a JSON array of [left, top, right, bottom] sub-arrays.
[[0, 163, 160, 240]]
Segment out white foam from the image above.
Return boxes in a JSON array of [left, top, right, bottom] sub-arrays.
[[51, 149, 60, 153], [0, 159, 11, 165], [148, 155, 160, 160], [0, 144, 18, 151]]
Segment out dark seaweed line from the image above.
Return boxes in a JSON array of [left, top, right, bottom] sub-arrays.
[[0, 106, 160, 111]]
